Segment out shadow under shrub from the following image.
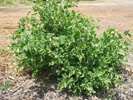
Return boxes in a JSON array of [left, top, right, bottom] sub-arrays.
[[8, 0, 131, 96]]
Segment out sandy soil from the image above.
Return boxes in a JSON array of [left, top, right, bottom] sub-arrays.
[[0, 1, 133, 100], [77, 5, 133, 33]]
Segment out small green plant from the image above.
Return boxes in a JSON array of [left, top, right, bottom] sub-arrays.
[[0, 82, 12, 91], [8, 0, 131, 96]]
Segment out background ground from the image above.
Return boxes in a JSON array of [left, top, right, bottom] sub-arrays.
[[0, 0, 133, 100]]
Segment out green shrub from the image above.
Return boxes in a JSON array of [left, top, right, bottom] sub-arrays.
[[9, 0, 131, 96]]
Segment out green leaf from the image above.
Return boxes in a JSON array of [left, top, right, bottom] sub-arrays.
[[124, 30, 132, 37]]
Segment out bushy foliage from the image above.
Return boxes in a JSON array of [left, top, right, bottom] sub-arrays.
[[9, 0, 131, 96]]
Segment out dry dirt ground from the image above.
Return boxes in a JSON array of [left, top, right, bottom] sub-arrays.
[[0, 1, 133, 100]]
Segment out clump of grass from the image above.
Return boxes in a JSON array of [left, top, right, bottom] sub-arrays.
[[0, 0, 33, 6], [0, 82, 12, 91], [19, 1, 31, 5], [0, 0, 14, 6]]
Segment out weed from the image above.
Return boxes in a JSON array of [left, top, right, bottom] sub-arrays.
[[0, 81, 12, 91], [8, 0, 132, 96]]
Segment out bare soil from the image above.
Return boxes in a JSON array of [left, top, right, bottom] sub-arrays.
[[0, 1, 133, 100]]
